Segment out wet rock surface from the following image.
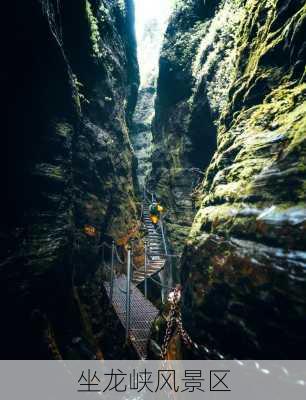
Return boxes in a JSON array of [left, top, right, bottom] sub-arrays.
[[149, 0, 305, 359], [132, 83, 155, 188], [131, 14, 171, 188], [1, 0, 305, 361], [1, 0, 139, 359], [149, 0, 222, 254]]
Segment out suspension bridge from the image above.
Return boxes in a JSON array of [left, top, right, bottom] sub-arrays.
[[103, 189, 177, 359]]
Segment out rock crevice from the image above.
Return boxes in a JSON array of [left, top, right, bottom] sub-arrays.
[[150, 0, 306, 359], [1, 0, 139, 359]]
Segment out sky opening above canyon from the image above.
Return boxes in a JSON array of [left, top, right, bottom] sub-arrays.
[[134, 0, 173, 87]]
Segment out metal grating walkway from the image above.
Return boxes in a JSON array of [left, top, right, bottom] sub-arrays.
[[104, 275, 159, 359], [132, 204, 166, 285]]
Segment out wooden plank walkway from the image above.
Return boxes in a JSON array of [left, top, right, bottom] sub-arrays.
[[104, 275, 159, 359]]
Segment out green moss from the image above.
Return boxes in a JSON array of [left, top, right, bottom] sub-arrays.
[[72, 74, 90, 105], [33, 163, 65, 182], [86, 0, 103, 59], [55, 121, 74, 137], [117, 0, 126, 15]]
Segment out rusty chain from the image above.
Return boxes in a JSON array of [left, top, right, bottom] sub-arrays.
[[161, 287, 181, 359], [160, 288, 227, 360], [177, 308, 194, 348], [161, 287, 201, 359]]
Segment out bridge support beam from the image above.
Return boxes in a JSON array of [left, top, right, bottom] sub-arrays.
[[126, 249, 132, 341], [160, 217, 173, 300], [144, 241, 148, 298]]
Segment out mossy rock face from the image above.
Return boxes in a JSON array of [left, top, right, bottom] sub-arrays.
[[150, 0, 246, 255], [1, 0, 139, 359], [152, 0, 306, 358]]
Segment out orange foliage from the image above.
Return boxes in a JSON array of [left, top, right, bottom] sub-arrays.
[[116, 221, 141, 246], [84, 225, 97, 237]]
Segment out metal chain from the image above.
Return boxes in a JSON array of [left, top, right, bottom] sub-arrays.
[[114, 276, 128, 295], [177, 309, 194, 348], [160, 287, 204, 359], [100, 193, 225, 360], [114, 246, 125, 264], [160, 290, 226, 359], [161, 287, 180, 359]]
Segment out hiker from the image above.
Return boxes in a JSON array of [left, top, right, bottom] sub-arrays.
[[149, 201, 164, 226]]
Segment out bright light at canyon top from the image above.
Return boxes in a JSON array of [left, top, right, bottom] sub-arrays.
[[134, 0, 172, 39], [134, 0, 173, 86]]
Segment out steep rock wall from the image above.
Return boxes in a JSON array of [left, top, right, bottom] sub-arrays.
[[151, 0, 306, 358], [132, 83, 155, 188], [150, 0, 225, 253], [131, 19, 160, 188], [180, 0, 306, 359], [0, 0, 139, 359], [131, 11, 172, 189]]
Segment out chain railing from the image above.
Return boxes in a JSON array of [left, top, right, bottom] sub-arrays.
[[99, 185, 203, 358], [100, 240, 133, 340], [143, 185, 174, 290], [159, 217, 173, 292], [143, 185, 204, 359], [102, 239, 219, 359], [160, 287, 226, 360], [161, 287, 181, 359], [114, 244, 125, 265]]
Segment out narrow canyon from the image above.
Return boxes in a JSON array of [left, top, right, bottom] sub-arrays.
[[1, 0, 305, 360]]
